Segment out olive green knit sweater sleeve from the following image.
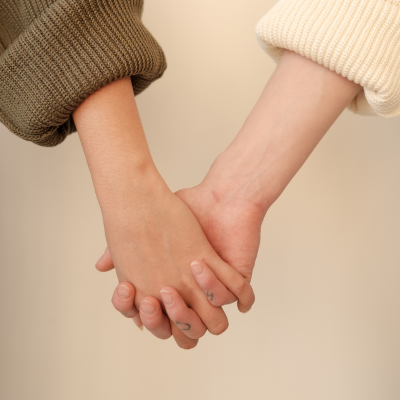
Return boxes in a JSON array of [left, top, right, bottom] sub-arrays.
[[0, 0, 166, 147]]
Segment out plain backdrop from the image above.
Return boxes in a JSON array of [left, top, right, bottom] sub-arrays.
[[1, 1, 400, 399]]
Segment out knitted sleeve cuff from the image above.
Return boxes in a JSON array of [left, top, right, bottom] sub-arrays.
[[256, 0, 400, 117], [0, 0, 166, 147]]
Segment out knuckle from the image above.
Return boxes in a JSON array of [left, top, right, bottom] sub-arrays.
[[232, 279, 248, 296], [209, 320, 229, 336], [169, 308, 184, 322], [199, 273, 214, 287], [211, 297, 226, 307], [181, 273, 195, 288], [240, 296, 255, 310]]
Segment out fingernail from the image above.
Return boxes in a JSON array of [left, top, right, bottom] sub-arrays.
[[190, 262, 203, 276], [160, 290, 174, 306], [243, 307, 252, 314], [141, 301, 156, 316], [117, 285, 130, 300], [132, 315, 143, 330]]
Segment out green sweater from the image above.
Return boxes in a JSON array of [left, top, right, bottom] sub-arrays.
[[0, 0, 166, 146]]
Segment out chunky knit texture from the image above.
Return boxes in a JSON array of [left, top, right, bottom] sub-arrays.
[[0, 0, 166, 147], [256, 0, 400, 117]]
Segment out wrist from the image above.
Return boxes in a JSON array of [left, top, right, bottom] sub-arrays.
[[200, 146, 276, 214], [98, 163, 172, 224]]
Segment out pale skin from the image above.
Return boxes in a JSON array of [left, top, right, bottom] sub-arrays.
[[96, 50, 362, 343], [72, 75, 256, 350]]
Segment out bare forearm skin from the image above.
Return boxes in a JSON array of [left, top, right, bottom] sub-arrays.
[[72, 77, 170, 228], [203, 50, 362, 213]]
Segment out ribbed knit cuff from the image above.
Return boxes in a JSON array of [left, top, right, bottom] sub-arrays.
[[256, 0, 400, 117], [0, 0, 166, 147]]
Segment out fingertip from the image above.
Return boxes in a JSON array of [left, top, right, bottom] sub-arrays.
[[171, 323, 199, 350], [111, 283, 138, 318], [140, 299, 157, 317], [140, 297, 161, 320], [237, 302, 252, 314], [140, 297, 172, 339], [160, 287, 176, 307], [190, 261, 204, 275], [95, 247, 114, 272], [160, 286, 177, 294], [208, 319, 229, 336], [95, 259, 106, 272], [116, 283, 135, 301], [178, 341, 198, 350]]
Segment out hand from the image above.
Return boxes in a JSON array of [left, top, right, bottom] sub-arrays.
[[98, 182, 264, 340], [106, 185, 255, 348]]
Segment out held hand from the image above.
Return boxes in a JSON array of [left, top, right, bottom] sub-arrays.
[[98, 183, 264, 342], [103, 188, 254, 349]]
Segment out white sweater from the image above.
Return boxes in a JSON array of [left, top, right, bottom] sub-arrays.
[[256, 0, 400, 117]]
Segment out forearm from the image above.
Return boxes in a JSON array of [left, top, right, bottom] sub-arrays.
[[204, 51, 362, 212], [72, 77, 169, 228]]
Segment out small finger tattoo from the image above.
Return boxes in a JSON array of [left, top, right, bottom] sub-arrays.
[[206, 289, 214, 302], [175, 321, 191, 331]]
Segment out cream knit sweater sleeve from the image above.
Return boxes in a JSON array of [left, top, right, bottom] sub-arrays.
[[256, 0, 400, 117]]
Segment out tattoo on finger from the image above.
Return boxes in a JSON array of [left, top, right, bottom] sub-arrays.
[[206, 289, 214, 302], [175, 321, 191, 331], [122, 312, 138, 318]]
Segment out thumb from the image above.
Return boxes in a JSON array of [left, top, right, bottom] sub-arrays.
[[95, 247, 115, 272]]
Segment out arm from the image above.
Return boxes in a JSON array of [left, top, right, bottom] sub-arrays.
[[202, 50, 362, 214], [104, 51, 361, 334], [72, 77, 254, 349]]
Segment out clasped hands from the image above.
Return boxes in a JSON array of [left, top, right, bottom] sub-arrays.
[[74, 50, 360, 350], [73, 71, 265, 351], [96, 180, 263, 350]]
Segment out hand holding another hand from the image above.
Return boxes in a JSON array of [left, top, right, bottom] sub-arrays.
[[97, 183, 263, 349], [87, 50, 361, 350]]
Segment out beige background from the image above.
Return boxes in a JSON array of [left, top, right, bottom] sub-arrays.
[[1, 1, 400, 399]]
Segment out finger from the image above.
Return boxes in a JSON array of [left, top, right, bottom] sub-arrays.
[[190, 260, 237, 307], [139, 297, 172, 340], [160, 288, 207, 340], [170, 321, 199, 350], [185, 290, 230, 336], [96, 247, 115, 272], [204, 257, 256, 313], [111, 282, 143, 329]]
